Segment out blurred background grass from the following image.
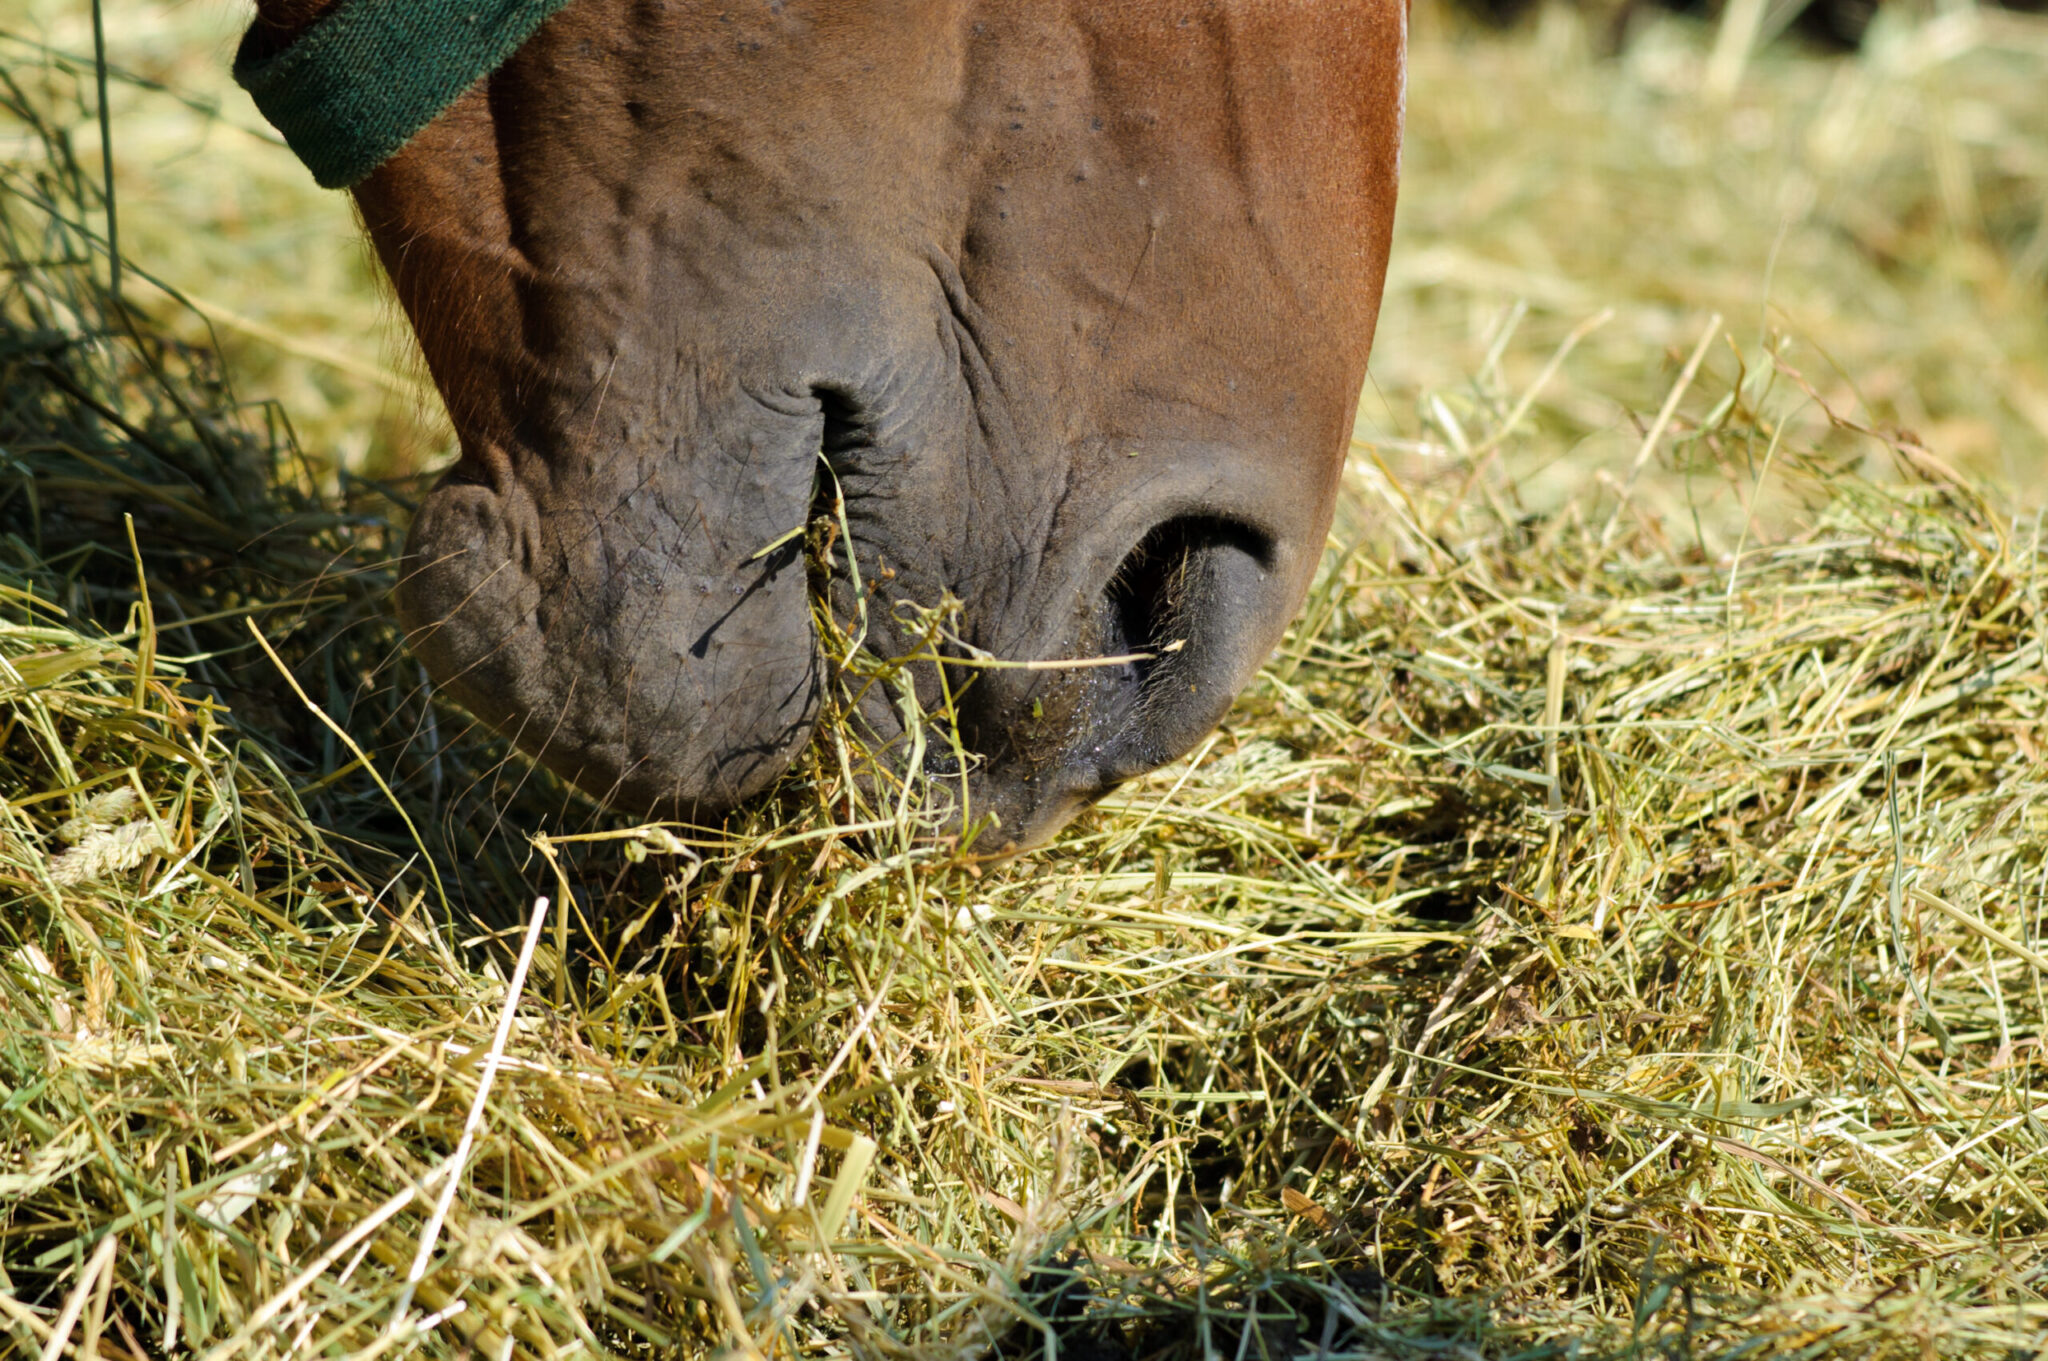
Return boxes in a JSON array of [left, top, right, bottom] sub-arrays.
[[7, 0, 436, 482], [1363, 0, 2048, 537], [8, 0, 2046, 529]]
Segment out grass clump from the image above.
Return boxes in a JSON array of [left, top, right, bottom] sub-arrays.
[[6, 13, 2048, 1361]]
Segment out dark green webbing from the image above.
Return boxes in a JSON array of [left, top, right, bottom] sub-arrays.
[[234, 0, 578, 190]]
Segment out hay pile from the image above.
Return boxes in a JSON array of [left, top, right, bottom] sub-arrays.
[[5, 12, 2048, 1361], [7, 0, 439, 480]]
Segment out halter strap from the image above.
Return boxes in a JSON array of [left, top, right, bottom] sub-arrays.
[[234, 0, 578, 189]]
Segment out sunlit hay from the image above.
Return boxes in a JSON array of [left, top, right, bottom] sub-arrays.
[[1375, 1, 2048, 527], [9, 11, 2048, 1361]]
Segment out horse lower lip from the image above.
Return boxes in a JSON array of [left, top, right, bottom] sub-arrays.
[[983, 775, 1101, 852], [396, 449, 829, 818]]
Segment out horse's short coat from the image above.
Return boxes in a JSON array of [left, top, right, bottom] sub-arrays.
[[255, 0, 1406, 847]]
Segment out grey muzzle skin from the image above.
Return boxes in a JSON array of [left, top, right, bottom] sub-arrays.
[[398, 382, 1313, 852]]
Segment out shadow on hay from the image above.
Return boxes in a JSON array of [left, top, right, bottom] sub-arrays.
[[984, 1242, 1792, 1361]]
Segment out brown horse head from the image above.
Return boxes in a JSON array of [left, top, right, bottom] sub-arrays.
[[249, 0, 1405, 848]]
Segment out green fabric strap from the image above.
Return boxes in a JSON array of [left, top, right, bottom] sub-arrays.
[[234, 0, 578, 190]]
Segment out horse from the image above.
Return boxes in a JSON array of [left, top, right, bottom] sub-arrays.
[[238, 0, 1407, 848]]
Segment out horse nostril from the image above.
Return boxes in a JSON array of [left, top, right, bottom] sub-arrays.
[[1080, 514, 1277, 783], [1103, 515, 1273, 695]]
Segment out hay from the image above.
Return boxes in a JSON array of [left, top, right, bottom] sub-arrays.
[[4, 6, 2048, 1361], [1373, 0, 2048, 519]]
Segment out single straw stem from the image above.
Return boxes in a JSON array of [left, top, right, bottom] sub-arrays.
[[389, 895, 553, 1329], [90, 0, 119, 307], [1597, 313, 1722, 554]]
